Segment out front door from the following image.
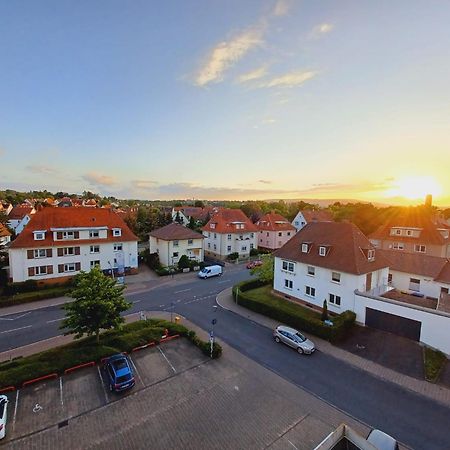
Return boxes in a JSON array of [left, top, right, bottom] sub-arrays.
[[366, 272, 372, 291]]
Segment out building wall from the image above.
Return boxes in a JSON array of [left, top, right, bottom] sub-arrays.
[[9, 241, 138, 283], [257, 229, 294, 250], [389, 269, 450, 299], [203, 231, 257, 259], [149, 236, 203, 267], [372, 239, 447, 258], [354, 292, 450, 355], [291, 212, 306, 232], [273, 257, 389, 316]]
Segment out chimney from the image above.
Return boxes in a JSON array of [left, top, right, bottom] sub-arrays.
[[425, 194, 432, 207]]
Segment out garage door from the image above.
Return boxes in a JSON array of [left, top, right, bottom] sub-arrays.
[[365, 308, 421, 341]]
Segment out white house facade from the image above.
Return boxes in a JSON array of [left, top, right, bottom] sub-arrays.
[[7, 205, 36, 234], [291, 210, 333, 233], [8, 207, 138, 284], [149, 223, 204, 267]]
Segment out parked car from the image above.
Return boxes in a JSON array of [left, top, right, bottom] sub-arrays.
[[246, 260, 263, 269], [0, 395, 8, 440], [198, 265, 223, 279], [367, 429, 399, 450], [105, 354, 135, 392], [273, 325, 315, 354]]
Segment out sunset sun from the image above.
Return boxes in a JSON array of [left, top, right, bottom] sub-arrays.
[[385, 176, 442, 200]]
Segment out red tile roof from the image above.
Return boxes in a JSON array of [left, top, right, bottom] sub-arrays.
[[274, 222, 389, 275], [256, 212, 296, 232], [9, 207, 137, 249], [0, 223, 11, 238], [378, 249, 450, 281], [202, 208, 258, 233], [8, 206, 34, 220], [300, 210, 333, 223], [149, 223, 204, 241]]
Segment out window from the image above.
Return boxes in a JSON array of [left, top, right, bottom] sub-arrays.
[[90, 260, 100, 268], [305, 286, 316, 297], [213, 244, 217, 250], [242, 246, 247, 251], [409, 277, 420, 292], [208, 243, 211, 249], [173, 240, 179, 247], [319, 246, 327, 256], [90, 245, 100, 254], [284, 279, 293, 289], [406, 230, 412, 236], [414, 244, 426, 253], [393, 242, 404, 250], [278, 232, 282, 237], [250, 233, 254, 238], [307, 266, 315, 276], [388, 273, 393, 284], [227, 245, 232, 252], [329, 293, 341, 306], [35, 266, 48, 275], [332, 272, 341, 283], [34, 249, 47, 259], [294, 221, 299, 226], [282, 261, 295, 272], [113, 228, 122, 237], [64, 263, 76, 272], [210, 223, 216, 229], [173, 252, 179, 257], [63, 231, 75, 240], [287, 232, 291, 236], [113, 243, 123, 252], [395, 229, 401, 235], [368, 249, 375, 261], [188, 239, 193, 245], [64, 247, 75, 256], [227, 234, 232, 240], [250, 243, 254, 249], [266, 232, 269, 237], [213, 233, 217, 239], [301, 243, 309, 253], [89, 230, 99, 238], [34, 232, 45, 240]]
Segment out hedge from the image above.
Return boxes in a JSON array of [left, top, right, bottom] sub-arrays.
[[232, 280, 355, 342], [0, 319, 222, 389], [0, 286, 72, 307]]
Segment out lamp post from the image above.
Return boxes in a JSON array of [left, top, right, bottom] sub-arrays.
[[210, 305, 218, 358]]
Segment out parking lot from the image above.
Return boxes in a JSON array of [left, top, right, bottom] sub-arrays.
[[2, 338, 210, 444]]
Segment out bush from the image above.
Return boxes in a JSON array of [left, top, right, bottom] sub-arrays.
[[141, 250, 161, 270], [3, 279, 38, 295], [233, 281, 355, 342], [249, 248, 259, 257], [227, 252, 239, 261], [155, 267, 171, 276], [178, 255, 190, 269], [0, 286, 72, 307]]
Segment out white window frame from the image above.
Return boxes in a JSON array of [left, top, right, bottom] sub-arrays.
[[305, 286, 316, 297], [34, 232, 45, 241], [307, 266, 315, 276], [173, 240, 179, 247], [188, 239, 193, 245], [34, 249, 47, 259], [90, 245, 100, 254], [301, 243, 309, 253], [284, 279, 293, 290], [329, 293, 341, 306], [90, 260, 100, 268], [331, 272, 341, 283], [113, 243, 123, 252], [35, 266, 48, 275], [63, 231, 75, 240], [319, 246, 327, 256], [89, 230, 99, 238], [227, 234, 232, 240], [395, 229, 401, 235], [227, 245, 232, 252], [282, 260, 295, 273], [64, 247, 75, 256], [393, 242, 404, 250], [368, 249, 375, 261], [64, 263, 76, 272], [113, 228, 122, 237], [414, 244, 426, 253]]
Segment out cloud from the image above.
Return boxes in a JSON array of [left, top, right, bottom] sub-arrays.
[[258, 179, 272, 184], [258, 70, 318, 88], [131, 179, 157, 190], [262, 118, 276, 124], [82, 172, 117, 187], [310, 23, 334, 38], [26, 165, 58, 175], [273, 0, 291, 16], [237, 65, 268, 83], [195, 25, 265, 86], [298, 180, 392, 196]]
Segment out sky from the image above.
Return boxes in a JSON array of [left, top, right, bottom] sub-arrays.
[[1, 0, 449, 206]]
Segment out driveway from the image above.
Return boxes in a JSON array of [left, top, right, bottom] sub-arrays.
[[335, 325, 424, 380]]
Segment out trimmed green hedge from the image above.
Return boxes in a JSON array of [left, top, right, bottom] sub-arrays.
[[233, 281, 355, 342], [0, 319, 222, 389], [0, 286, 72, 307]]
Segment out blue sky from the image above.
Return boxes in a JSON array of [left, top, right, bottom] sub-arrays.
[[1, 0, 449, 204]]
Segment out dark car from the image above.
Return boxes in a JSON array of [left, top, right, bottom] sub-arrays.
[[105, 354, 135, 392]]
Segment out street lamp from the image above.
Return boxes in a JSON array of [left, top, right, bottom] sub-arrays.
[[210, 305, 218, 358]]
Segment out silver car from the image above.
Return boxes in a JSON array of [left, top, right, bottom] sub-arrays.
[[273, 325, 315, 355]]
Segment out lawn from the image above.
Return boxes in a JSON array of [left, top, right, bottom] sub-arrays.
[[423, 347, 447, 382]]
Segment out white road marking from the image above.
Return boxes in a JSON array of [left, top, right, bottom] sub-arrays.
[[59, 377, 64, 407], [0, 325, 32, 334], [46, 318, 63, 324], [287, 440, 299, 449], [128, 356, 144, 386], [12, 390, 19, 432], [218, 280, 229, 284], [11, 312, 32, 320], [97, 366, 109, 403], [174, 288, 191, 294], [0, 317, 14, 321], [158, 346, 176, 373]]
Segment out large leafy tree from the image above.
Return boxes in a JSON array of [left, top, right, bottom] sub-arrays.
[[251, 255, 274, 284], [60, 266, 131, 343]]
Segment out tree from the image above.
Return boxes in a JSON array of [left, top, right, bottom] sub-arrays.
[[60, 266, 131, 343], [194, 200, 204, 208], [321, 300, 329, 322], [251, 255, 274, 284], [178, 254, 190, 269], [174, 211, 184, 224], [187, 216, 196, 230]]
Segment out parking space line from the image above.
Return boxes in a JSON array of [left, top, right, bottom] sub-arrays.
[[132, 300, 141, 304], [128, 355, 144, 387], [12, 390, 19, 432], [96, 366, 109, 403], [158, 346, 176, 373], [175, 288, 191, 293], [59, 377, 64, 408], [0, 325, 32, 334], [46, 317, 63, 324]]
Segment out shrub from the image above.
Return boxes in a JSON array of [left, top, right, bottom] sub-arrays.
[[249, 248, 259, 257], [227, 252, 239, 261], [178, 255, 190, 269], [141, 250, 161, 270], [233, 281, 355, 342], [155, 267, 171, 276], [3, 279, 38, 295], [321, 300, 329, 322]]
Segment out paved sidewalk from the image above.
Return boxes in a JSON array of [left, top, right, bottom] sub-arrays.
[[217, 287, 450, 408]]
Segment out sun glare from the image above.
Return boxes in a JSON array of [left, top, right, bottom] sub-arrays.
[[385, 176, 442, 200]]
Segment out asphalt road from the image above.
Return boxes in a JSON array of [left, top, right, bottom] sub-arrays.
[[1, 267, 450, 449]]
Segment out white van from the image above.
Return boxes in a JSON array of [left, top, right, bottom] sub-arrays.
[[198, 265, 223, 279]]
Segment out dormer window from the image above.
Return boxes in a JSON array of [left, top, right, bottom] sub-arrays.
[[63, 231, 75, 240], [406, 230, 412, 236], [112, 228, 121, 237], [368, 249, 375, 261], [210, 223, 216, 229], [395, 229, 401, 235], [319, 246, 327, 256], [89, 230, 99, 238], [301, 243, 310, 253], [33, 231, 45, 241]]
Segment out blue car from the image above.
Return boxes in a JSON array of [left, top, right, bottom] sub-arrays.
[[105, 354, 135, 393]]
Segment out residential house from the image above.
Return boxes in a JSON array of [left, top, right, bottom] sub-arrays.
[[378, 249, 450, 304], [149, 223, 204, 267], [202, 209, 258, 260], [291, 210, 333, 232], [7, 205, 36, 235], [369, 214, 450, 258], [273, 222, 390, 315], [0, 203, 13, 215], [8, 207, 138, 284], [256, 212, 296, 250], [57, 197, 73, 207], [0, 223, 11, 248]]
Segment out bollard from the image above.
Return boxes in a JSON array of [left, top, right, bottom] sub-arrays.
[[175, 316, 181, 324]]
